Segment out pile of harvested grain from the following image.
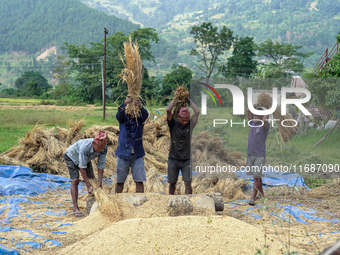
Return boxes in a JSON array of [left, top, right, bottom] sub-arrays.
[[257, 92, 298, 143], [59, 216, 288, 255], [119, 36, 143, 117], [173, 86, 189, 120]]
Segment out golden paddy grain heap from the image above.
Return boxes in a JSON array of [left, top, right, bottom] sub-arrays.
[[61, 215, 288, 255]]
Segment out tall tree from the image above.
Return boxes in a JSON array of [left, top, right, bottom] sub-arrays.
[[223, 36, 257, 78], [257, 39, 313, 73], [190, 22, 234, 80]]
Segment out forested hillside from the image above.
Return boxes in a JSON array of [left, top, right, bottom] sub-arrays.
[[82, 0, 340, 66], [0, 0, 139, 54]]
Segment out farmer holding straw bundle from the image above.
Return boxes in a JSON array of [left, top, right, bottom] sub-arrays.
[[64, 130, 108, 217], [167, 98, 200, 195], [115, 95, 149, 193], [115, 36, 149, 193], [246, 105, 269, 206]]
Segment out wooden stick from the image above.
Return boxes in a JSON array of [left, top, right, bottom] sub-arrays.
[[313, 119, 340, 147]]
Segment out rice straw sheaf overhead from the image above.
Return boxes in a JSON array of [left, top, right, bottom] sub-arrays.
[[119, 36, 143, 117], [257, 92, 298, 143], [173, 86, 189, 120]]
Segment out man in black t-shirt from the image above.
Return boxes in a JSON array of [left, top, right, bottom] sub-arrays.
[[166, 98, 199, 195]]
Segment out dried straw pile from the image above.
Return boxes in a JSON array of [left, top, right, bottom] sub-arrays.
[[308, 181, 340, 200], [257, 92, 298, 143], [93, 188, 123, 222], [119, 36, 143, 117], [59, 216, 287, 255], [0, 118, 168, 176], [172, 86, 189, 120]]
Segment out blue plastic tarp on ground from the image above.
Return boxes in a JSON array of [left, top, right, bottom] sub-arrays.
[[0, 165, 85, 196], [236, 167, 310, 190], [0, 244, 19, 255]]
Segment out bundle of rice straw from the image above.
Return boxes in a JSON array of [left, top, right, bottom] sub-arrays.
[[257, 92, 298, 143], [93, 188, 123, 222], [173, 86, 189, 120], [119, 36, 143, 117]]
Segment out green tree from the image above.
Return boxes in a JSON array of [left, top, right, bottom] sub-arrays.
[[223, 36, 257, 78], [160, 64, 193, 100], [15, 71, 51, 92], [257, 39, 313, 73], [190, 22, 234, 80], [25, 80, 43, 97]]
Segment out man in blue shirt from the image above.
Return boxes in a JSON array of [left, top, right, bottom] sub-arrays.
[[64, 130, 108, 217], [115, 95, 149, 193]]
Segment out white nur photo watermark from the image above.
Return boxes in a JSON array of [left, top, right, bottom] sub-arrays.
[[201, 86, 312, 116], [195, 164, 340, 173], [213, 118, 298, 127]]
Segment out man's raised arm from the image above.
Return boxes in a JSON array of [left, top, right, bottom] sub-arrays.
[[188, 99, 199, 124], [166, 99, 175, 121]]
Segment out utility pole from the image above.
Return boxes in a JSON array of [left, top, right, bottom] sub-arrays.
[[101, 58, 104, 106], [103, 28, 108, 119]]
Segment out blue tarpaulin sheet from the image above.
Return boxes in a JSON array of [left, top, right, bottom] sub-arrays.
[[0, 165, 81, 253], [0, 165, 85, 196], [0, 244, 19, 255], [236, 167, 310, 190]]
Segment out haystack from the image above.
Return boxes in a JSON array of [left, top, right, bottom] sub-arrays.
[[257, 92, 298, 143], [308, 181, 340, 200], [119, 36, 143, 118]]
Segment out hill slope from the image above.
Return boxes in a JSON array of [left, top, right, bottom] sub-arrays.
[[81, 0, 340, 66], [0, 0, 139, 54]]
